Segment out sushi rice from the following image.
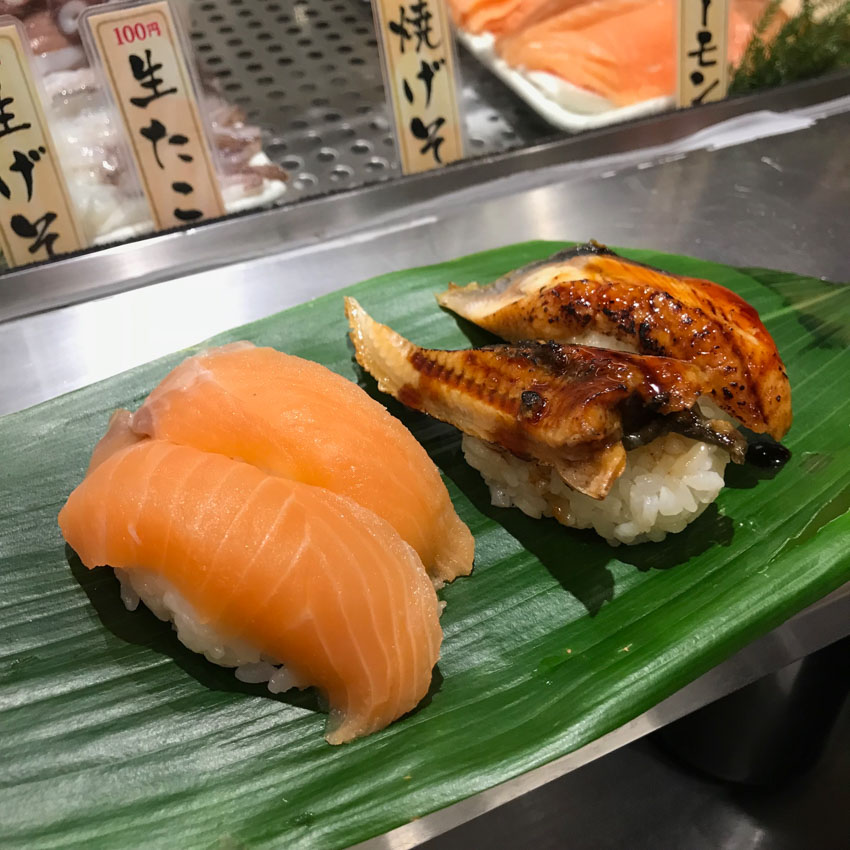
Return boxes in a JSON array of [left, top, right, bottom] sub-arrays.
[[463, 397, 735, 546], [117, 568, 305, 693], [463, 433, 728, 546], [117, 566, 447, 694]]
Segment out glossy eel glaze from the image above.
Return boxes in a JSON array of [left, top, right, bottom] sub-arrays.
[[345, 297, 747, 500], [437, 243, 792, 440]]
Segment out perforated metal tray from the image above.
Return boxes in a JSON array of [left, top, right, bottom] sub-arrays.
[[188, 0, 555, 200]]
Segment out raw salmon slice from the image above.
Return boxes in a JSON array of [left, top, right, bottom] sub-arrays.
[[449, 0, 587, 36], [130, 343, 474, 586], [59, 439, 442, 745]]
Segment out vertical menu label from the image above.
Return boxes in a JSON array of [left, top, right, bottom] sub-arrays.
[[374, 0, 464, 175], [677, 0, 730, 107], [0, 22, 83, 266], [86, 1, 225, 230]]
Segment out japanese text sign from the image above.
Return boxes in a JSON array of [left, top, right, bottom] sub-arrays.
[[373, 0, 463, 175], [677, 0, 730, 107], [84, 1, 224, 231], [0, 21, 83, 267]]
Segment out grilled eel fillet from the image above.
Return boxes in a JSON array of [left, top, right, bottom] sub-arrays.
[[345, 297, 746, 500], [437, 242, 791, 440]]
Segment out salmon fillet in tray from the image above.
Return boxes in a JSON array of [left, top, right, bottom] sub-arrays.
[[448, 0, 783, 132]]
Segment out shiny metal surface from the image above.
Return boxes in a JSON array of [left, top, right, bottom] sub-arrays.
[[0, 78, 848, 849], [188, 0, 550, 197], [0, 72, 847, 322], [420, 687, 850, 850]]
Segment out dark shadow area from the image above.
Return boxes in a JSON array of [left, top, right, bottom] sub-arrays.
[[420, 685, 850, 850], [349, 357, 617, 617], [441, 452, 617, 618], [401, 667, 444, 723], [725, 460, 787, 489], [656, 638, 850, 786], [67, 546, 323, 716]]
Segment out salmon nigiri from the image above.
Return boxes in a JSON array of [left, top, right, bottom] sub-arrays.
[[59, 431, 442, 745], [128, 343, 474, 587]]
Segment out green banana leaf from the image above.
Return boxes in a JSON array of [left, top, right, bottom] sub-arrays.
[[1, 242, 848, 849]]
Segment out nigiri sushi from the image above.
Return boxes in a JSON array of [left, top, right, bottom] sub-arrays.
[[59, 428, 442, 745], [437, 243, 792, 440], [345, 297, 752, 545], [128, 342, 474, 586]]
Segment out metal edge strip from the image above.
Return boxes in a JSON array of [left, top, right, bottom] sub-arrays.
[[1, 72, 849, 323]]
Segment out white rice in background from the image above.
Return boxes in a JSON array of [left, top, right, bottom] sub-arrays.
[[116, 568, 304, 694], [463, 431, 729, 546]]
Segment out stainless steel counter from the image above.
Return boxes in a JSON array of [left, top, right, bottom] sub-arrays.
[[1, 76, 848, 849]]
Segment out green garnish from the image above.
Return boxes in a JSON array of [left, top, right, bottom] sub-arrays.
[[730, 0, 850, 94]]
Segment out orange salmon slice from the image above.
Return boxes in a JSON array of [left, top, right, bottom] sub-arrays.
[[59, 439, 442, 745], [130, 343, 474, 586]]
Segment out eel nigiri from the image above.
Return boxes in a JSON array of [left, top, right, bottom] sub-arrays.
[[59, 431, 442, 745], [437, 243, 792, 440], [128, 342, 474, 586], [345, 297, 749, 545]]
